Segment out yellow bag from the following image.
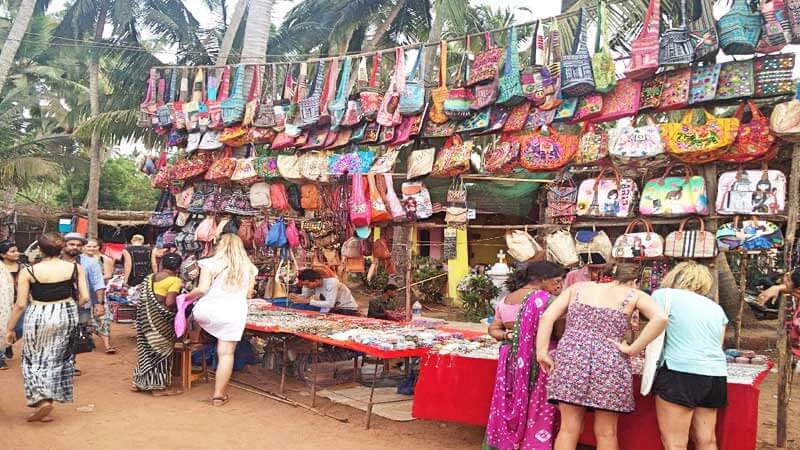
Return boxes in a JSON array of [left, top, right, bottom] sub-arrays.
[[659, 109, 739, 164]]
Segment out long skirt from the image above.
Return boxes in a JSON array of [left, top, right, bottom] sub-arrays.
[[132, 277, 176, 390], [22, 300, 78, 407]]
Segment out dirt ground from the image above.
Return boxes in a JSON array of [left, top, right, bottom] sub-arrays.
[[1, 321, 798, 450]]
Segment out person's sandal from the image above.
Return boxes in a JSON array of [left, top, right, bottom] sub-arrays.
[[211, 395, 229, 407], [105, 348, 117, 355], [26, 402, 53, 422]]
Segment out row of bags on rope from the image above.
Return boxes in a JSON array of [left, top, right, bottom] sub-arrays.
[[138, 0, 800, 154]]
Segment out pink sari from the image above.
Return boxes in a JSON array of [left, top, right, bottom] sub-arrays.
[[484, 290, 559, 450]]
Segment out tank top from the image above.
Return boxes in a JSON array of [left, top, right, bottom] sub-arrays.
[[27, 263, 78, 301], [126, 245, 152, 286]]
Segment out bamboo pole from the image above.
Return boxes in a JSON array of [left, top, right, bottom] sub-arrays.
[[405, 225, 415, 321], [775, 145, 800, 447], [734, 252, 747, 349]]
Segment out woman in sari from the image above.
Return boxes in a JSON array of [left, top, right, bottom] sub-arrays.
[[132, 253, 183, 396], [484, 261, 566, 450]]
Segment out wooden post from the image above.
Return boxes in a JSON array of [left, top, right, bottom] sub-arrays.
[[734, 252, 748, 349], [405, 225, 415, 321], [703, 163, 720, 302], [776, 145, 800, 447]]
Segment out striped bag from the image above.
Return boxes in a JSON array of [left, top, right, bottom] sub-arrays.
[[664, 217, 717, 258]]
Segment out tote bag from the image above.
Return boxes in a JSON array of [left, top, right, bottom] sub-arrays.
[[641, 291, 670, 395]]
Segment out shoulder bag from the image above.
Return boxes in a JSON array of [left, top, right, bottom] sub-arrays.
[[756, 0, 791, 54], [717, 216, 784, 251], [626, 0, 661, 80], [221, 65, 246, 126], [513, 125, 578, 171], [399, 48, 427, 116], [688, 0, 719, 62], [468, 31, 503, 87], [660, 109, 739, 164], [560, 8, 594, 97], [521, 21, 556, 105], [539, 18, 564, 111], [612, 219, 665, 259], [242, 66, 261, 127], [328, 57, 353, 130], [298, 62, 327, 128], [639, 163, 709, 217], [592, 0, 616, 93], [359, 54, 383, 121], [505, 229, 543, 262], [659, 0, 693, 66], [664, 217, 717, 258], [443, 44, 473, 119], [545, 228, 580, 267], [377, 48, 405, 126], [546, 171, 578, 224], [431, 135, 472, 178], [496, 26, 525, 106], [718, 0, 763, 54], [688, 63, 721, 105], [715, 60, 755, 101], [721, 100, 777, 163], [428, 42, 450, 124], [610, 115, 667, 169]]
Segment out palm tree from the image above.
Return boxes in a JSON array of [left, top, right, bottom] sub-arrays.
[[0, 0, 38, 92]]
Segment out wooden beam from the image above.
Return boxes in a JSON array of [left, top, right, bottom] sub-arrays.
[[734, 253, 747, 349], [704, 163, 720, 302]]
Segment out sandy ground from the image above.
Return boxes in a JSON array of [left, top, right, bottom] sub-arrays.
[[1, 322, 798, 450]]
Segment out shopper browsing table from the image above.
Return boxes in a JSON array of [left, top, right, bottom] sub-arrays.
[[289, 269, 360, 316], [368, 284, 399, 320]]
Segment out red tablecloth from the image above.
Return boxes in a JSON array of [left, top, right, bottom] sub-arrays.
[[412, 354, 770, 450]]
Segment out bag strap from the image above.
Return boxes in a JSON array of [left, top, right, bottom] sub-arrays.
[[218, 66, 230, 101], [407, 46, 423, 83], [530, 21, 541, 66], [593, 165, 622, 191], [679, 0, 688, 28], [230, 65, 244, 99], [438, 41, 448, 88], [679, 216, 705, 232], [548, 18, 562, 64], [660, 162, 694, 179], [178, 69, 189, 102], [574, 8, 588, 54], [143, 69, 156, 105], [369, 53, 381, 88], [168, 69, 178, 103], [207, 71, 219, 102], [595, 0, 609, 53], [394, 47, 406, 94], [319, 58, 338, 110], [641, 0, 662, 39], [504, 26, 519, 76], [247, 65, 261, 102], [156, 76, 166, 106], [335, 57, 352, 102]]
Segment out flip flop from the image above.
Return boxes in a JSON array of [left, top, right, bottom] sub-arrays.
[[26, 403, 53, 422], [105, 348, 117, 355], [211, 395, 229, 407]]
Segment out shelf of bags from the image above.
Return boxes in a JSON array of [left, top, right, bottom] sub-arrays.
[[573, 215, 789, 228]]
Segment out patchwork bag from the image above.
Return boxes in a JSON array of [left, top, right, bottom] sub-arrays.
[[715, 60, 755, 100], [609, 116, 668, 169], [753, 54, 796, 98], [592, 78, 642, 123], [428, 42, 450, 124], [570, 94, 603, 123], [560, 8, 594, 97], [576, 166, 639, 218], [718, 0, 763, 54], [399, 48, 426, 116], [625, 0, 661, 80], [514, 125, 578, 171], [787, 0, 800, 42], [521, 21, 556, 105], [525, 106, 556, 130], [298, 62, 327, 128], [658, 0, 693, 66], [575, 123, 609, 166], [716, 167, 786, 215], [468, 32, 503, 87], [592, 0, 616, 93], [664, 217, 717, 258], [431, 135, 472, 177], [756, 0, 791, 54], [443, 48, 473, 119], [688, 63, 721, 105], [721, 100, 777, 163], [138, 69, 158, 127], [149, 191, 176, 228], [221, 65, 246, 126], [657, 68, 692, 111], [539, 18, 564, 111], [377, 49, 405, 127], [639, 73, 666, 110], [688, 0, 719, 62], [639, 164, 709, 217], [612, 219, 665, 259], [253, 66, 277, 128], [716, 216, 784, 251], [359, 55, 384, 121], [546, 171, 578, 224], [660, 109, 739, 164], [496, 26, 525, 107]]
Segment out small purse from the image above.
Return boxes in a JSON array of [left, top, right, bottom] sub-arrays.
[[658, 0, 692, 66], [447, 176, 467, 204], [715, 60, 755, 101], [560, 8, 595, 97], [688, 63, 721, 105], [639, 73, 666, 110], [503, 102, 532, 132], [468, 32, 503, 87]]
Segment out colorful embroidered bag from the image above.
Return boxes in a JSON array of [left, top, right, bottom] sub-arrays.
[[570, 94, 603, 123], [576, 166, 639, 218], [688, 0, 719, 62], [657, 68, 692, 111], [399, 48, 426, 116], [592, 0, 616, 93], [787, 0, 800, 42], [483, 138, 520, 175], [525, 107, 557, 130], [299, 62, 327, 128], [592, 78, 642, 123], [560, 8, 594, 97], [715, 60, 755, 100], [753, 54, 796, 98], [429, 42, 450, 124], [359, 54, 383, 121], [521, 21, 556, 105], [688, 63, 721, 105], [639, 73, 666, 110], [756, 0, 791, 53], [514, 125, 578, 171], [503, 102, 532, 132], [468, 32, 503, 87], [718, 0, 763, 54], [626, 0, 661, 79], [721, 100, 777, 163], [576, 122, 609, 166], [546, 171, 578, 224], [497, 26, 526, 107], [432, 135, 472, 177], [221, 65, 246, 126], [443, 46, 473, 119], [539, 18, 564, 111], [659, 0, 693, 66], [639, 164, 709, 217], [610, 116, 668, 168], [328, 58, 352, 130], [660, 109, 740, 163]]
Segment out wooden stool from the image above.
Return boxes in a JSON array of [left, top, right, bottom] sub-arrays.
[[173, 342, 208, 391]]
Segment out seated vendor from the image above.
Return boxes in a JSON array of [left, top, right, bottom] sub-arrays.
[[288, 269, 361, 316], [368, 284, 398, 320]]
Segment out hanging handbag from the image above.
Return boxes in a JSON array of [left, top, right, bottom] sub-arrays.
[[546, 171, 578, 224], [205, 147, 237, 182], [249, 182, 272, 209], [445, 206, 468, 226], [718, 0, 763, 54], [639, 163, 709, 217], [592, 78, 642, 123], [553, 97, 578, 122], [716, 166, 786, 215], [401, 181, 433, 219], [242, 66, 262, 127], [539, 18, 564, 111], [367, 174, 391, 224], [545, 228, 580, 266], [328, 57, 353, 130], [526, 106, 557, 129], [471, 76, 499, 111], [317, 58, 339, 127], [298, 62, 327, 128], [300, 150, 330, 183], [665, 217, 717, 258], [576, 166, 639, 218], [721, 100, 777, 163], [253, 66, 277, 128], [428, 42, 450, 124], [639, 72, 666, 110], [399, 48, 426, 116], [513, 125, 578, 171], [569, 93, 603, 123], [505, 229, 543, 262], [576, 122, 609, 166], [431, 135, 473, 177], [574, 229, 614, 263], [138, 69, 158, 128], [787, 0, 800, 42], [359, 54, 384, 121], [770, 98, 800, 142], [231, 149, 259, 185], [468, 32, 503, 87], [503, 102, 532, 132], [156, 69, 177, 128], [277, 154, 303, 181], [474, 106, 509, 135], [659, 0, 693, 66], [370, 148, 399, 174], [626, 0, 661, 80], [221, 65, 246, 126], [592, 0, 616, 93], [421, 119, 457, 138], [443, 45, 473, 119], [612, 219, 665, 259], [753, 53, 796, 98], [483, 138, 520, 175], [715, 60, 755, 100], [376, 173, 406, 221], [688, 63, 721, 105], [456, 108, 491, 133], [716, 216, 784, 251], [756, 0, 791, 53], [521, 21, 556, 105], [660, 109, 740, 163], [377, 48, 405, 126], [446, 176, 467, 204], [560, 8, 594, 97], [657, 68, 692, 111], [149, 191, 176, 228], [610, 115, 668, 168], [496, 26, 526, 106], [208, 67, 229, 130], [688, 0, 720, 62]]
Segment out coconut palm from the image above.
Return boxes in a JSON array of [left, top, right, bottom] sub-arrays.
[[0, 0, 42, 92]]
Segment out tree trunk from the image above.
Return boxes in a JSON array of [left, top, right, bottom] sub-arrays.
[[0, 0, 37, 92], [717, 253, 740, 320], [423, 1, 444, 85], [364, 0, 406, 51], [216, 0, 247, 65], [85, 2, 109, 239], [240, 0, 274, 91]]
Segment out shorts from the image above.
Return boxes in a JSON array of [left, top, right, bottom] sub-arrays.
[[653, 364, 728, 409]]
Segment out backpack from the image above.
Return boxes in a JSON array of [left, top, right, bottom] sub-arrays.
[[180, 254, 200, 282], [287, 184, 304, 213], [300, 184, 321, 210], [266, 217, 288, 248], [270, 184, 290, 211], [249, 182, 272, 208]]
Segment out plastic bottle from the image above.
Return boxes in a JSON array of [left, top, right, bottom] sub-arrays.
[[412, 301, 423, 319]]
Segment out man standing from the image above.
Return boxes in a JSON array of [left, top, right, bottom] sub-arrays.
[[122, 234, 152, 287], [289, 269, 360, 316], [368, 284, 399, 320], [63, 233, 110, 363]]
